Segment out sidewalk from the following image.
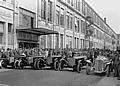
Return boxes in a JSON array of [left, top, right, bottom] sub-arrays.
[[91, 77, 120, 86]]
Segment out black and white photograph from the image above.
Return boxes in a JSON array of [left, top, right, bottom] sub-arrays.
[[0, 0, 120, 86]]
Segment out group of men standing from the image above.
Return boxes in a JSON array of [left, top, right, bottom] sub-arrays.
[[0, 47, 120, 79]]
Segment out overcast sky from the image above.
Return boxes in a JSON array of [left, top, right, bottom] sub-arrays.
[[85, 0, 120, 34]]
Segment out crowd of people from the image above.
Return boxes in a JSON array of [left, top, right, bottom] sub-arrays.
[[0, 47, 120, 79]]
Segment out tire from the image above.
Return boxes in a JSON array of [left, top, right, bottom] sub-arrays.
[[59, 60, 64, 71], [0, 60, 7, 69], [77, 61, 82, 73], [33, 60, 38, 70], [14, 60, 19, 69], [18, 60, 24, 69], [54, 59, 59, 71], [106, 65, 110, 77], [86, 63, 91, 75], [37, 60, 43, 70]]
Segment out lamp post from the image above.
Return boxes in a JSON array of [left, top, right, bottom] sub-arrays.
[[85, 16, 93, 49]]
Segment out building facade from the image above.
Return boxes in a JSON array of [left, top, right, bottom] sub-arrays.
[[0, 0, 16, 49], [0, 0, 118, 50]]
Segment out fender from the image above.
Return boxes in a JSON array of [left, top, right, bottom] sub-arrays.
[[60, 58, 68, 64]]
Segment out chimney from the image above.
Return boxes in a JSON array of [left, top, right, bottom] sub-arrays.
[[104, 18, 106, 23]]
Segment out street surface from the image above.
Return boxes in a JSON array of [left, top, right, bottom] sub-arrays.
[[0, 68, 119, 86]]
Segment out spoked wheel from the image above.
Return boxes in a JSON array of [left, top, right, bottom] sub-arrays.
[[18, 60, 24, 69], [37, 59, 44, 70], [77, 61, 82, 73], [0, 60, 7, 69], [59, 60, 64, 71], [33, 60, 38, 70], [14, 60, 19, 69], [86, 63, 91, 75], [54, 59, 59, 71]]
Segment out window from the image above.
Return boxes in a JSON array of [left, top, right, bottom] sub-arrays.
[[77, 38, 79, 49], [0, 22, 4, 33], [81, 21, 86, 34], [81, 20, 83, 33], [48, 0, 52, 22], [41, 0, 46, 20], [71, 0, 74, 6], [75, 0, 77, 10], [56, 6, 60, 25], [70, 16, 72, 30], [47, 35, 52, 48], [78, 0, 80, 11], [0, 33, 3, 44], [75, 18, 77, 32], [60, 9, 64, 26], [82, 0, 86, 15], [55, 34, 59, 48], [75, 37, 77, 48], [31, 17, 34, 28], [60, 34, 63, 48], [77, 19, 80, 32], [41, 35, 46, 48], [67, 14, 70, 29], [67, 0, 70, 4], [56, 10, 60, 25], [8, 23, 12, 33]]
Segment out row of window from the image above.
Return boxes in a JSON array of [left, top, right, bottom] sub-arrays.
[[81, 0, 110, 35], [40, 0, 115, 44], [41, 0, 52, 22]]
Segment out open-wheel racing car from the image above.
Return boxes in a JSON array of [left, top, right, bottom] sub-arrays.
[[34, 55, 62, 70], [0, 54, 15, 69], [58, 52, 87, 73], [86, 55, 112, 77], [14, 54, 62, 70]]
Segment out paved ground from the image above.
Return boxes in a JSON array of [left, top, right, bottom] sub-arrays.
[[0, 68, 120, 86]]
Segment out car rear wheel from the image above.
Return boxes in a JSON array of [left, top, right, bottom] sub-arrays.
[[106, 65, 110, 77], [37, 59, 44, 70], [54, 59, 59, 71], [77, 61, 82, 73], [86, 63, 91, 75], [14, 60, 19, 69], [18, 60, 24, 69], [33, 60, 38, 70], [0, 60, 7, 69], [59, 60, 64, 71]]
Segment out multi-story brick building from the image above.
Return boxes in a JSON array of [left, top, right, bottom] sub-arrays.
[[0, 0, 118, 50]]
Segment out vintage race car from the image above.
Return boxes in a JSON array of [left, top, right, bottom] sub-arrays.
[[59, 53, 87, 73], [0, 57, 15, 69], [14, 54, 62, 70], [86, 55, 111, 76], [35, 55, 62, 70]]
